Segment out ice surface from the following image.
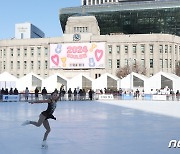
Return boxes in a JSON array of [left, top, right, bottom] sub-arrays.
[[0, 100, 180, 154]]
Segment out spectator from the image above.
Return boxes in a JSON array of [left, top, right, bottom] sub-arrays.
[[68, 88, 72, 101], [79, 89, 83, 100], [170, 89, 175, 101], [176, 90, 180, 101], [25, 87, 29, 101], [89, 89, 93, 100], [5, 88, 8, 95], [35, 87, 39, 100], [1, 88, 5, 95], [82, 89, 86, 100], [42, 87, 47, 100], [59, 84, 64, 101], [14, 88, 19, 95], [0, 88, 5, 100], [136, 89, 140, 99], [104, 88, 107, 94], [9, 88, 13, 95], [73, 88, 77, 101]]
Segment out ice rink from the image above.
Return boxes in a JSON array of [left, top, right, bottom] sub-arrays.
[[1, 100, 180, 154]]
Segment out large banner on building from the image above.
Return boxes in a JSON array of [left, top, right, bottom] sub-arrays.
[[50, 43, 105, 69]]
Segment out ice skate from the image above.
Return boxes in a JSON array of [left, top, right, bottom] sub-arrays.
[[21, 120, 30, 126], [41, 140, 48, 149]]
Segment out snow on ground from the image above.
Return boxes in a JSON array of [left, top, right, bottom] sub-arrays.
[[0, 100, 180, 154], [98, 100, 180, 118]]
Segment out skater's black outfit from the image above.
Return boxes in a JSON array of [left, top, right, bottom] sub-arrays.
[[41, 98, 57, 120]]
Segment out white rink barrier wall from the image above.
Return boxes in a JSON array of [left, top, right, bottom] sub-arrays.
[[0, 93, 179, 102]]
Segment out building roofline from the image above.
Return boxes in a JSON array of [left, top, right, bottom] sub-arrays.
[[60, 0, 180, 14]]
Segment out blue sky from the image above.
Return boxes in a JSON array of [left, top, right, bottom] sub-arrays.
[[0, 0, 80, 40]]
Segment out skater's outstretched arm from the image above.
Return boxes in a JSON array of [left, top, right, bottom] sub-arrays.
[[29, 93, 60, 104], [29, 100, 50, 104]]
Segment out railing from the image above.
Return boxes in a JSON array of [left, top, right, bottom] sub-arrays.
[[0, 93, 179, 102]]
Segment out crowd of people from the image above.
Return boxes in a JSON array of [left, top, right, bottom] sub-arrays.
[[0, 86, 95, 101], [0, 86, 179, 101]]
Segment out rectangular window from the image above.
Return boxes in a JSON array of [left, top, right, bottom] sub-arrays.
[[37, 47, 41, 56], [95, 74, 101, 79], [159, 45, 163, 53], [17, 48, 20, 56], [74, 27, 76, 33], [169, 45, 172, 53], [141, 59, 145, 67], [45, 60, 48, 69], [170, 59, 172, 68], [24, 61, 27, 69], [165, 45, 168, 53], [11, 61, 13, 69], [108, 45, 112, 54], [3, 61, 5, 69], [24, 48, 27, 56], [108, 59, 112, 68], [10, 48, 13, 56], [160, 59, 163, 68], [3, 49, 6, 57], [38, 61, 41, 69], [85, 27, 88, 33], [117, 59, 120, 68], [133, 45, 137, 54], [150, 59, 153, 68], [149, 45, 153, 54], [125, 59, 128, 66], [17, 61, 20, 69], [133, 59, 136, 66], [116, 45, 120, 54], [44, 47, 48, 56], [124, 45, 128, 54], [175, 45, 177, 54], [165, 59, 168, 68], [141, 45, 145, 54], [31, 48, 34, 56], [31, 61, 34, 70]]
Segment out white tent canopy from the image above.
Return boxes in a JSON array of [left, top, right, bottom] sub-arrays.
[[16, 72, 44, 92], [144, 71, 180, 93], [93, 73, 120, 92], [120, 72, 148, 91], [0, 72, 18, 89], [68, 74, 93, 91], [43, 73, 68, 92]]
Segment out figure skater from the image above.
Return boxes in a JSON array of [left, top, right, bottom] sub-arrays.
[[22, 91, 60, 148]]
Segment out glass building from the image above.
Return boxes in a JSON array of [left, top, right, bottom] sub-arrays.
[[59, 0, 180, 36]]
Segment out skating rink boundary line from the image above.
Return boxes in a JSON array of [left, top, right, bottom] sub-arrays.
[[97, 100, 180, 119]]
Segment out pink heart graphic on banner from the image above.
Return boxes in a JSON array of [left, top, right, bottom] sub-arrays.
[[51, 55, 59, 66], [95, 49, 103, 62]]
